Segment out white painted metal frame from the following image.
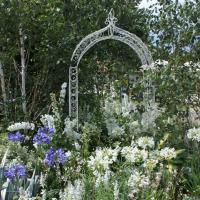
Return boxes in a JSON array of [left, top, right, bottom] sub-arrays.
[[69, 9, 153, 123]]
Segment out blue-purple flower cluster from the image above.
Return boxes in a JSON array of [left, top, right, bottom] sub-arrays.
[[7, 131, 24, 142], [44, 147, 67, 167], [33, 126, 54, 145], [4, 163, 26, 181]]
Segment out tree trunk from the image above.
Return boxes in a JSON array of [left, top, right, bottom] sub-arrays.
[[19, 25, 27, 115], [0, 60, 7, 116]]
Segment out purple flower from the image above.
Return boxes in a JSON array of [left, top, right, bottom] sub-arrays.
[[44, 147, 56, 166], [33, 126, 54, 145], [7, 131, 24, 142], [44, 147, 67, 167], [4, 164, 25, 181], [56, 148, 66, 165]]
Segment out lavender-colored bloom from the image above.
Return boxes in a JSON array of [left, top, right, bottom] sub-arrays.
[[44, 147, 67, 167], [4, 164, 25, 181], [56, 148, 66, 165], [7, 131, 24, 142], [33, 126, 54, 144], [33, 131, 50, 144], [44, 147, 56, 166]]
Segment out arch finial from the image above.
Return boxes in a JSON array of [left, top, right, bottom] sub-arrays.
[[105, 8, 118, 26]]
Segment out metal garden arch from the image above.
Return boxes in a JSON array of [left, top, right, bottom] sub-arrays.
[[69, 9, 153, 122]]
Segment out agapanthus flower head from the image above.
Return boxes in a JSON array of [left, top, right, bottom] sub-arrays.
[[7, 131, 24, 142], [160, 147, 176, 160], [136, 137, 155, 149], [187, 127, 200, 142], [4, 163, 25, 181], [44, 147, 67, 167], [33, 126, 54, 145]]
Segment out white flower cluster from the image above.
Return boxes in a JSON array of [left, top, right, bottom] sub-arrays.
[[59, 179, 84, 200], [121, 93, 137, 117], [7, 122, 35, 132], [59, 82, 67, 104], [18, 187, 36, 200], [113, 181, 119, 200], [143, 158, 158, 170], [95, 170, 113, 187], [187, 127, 200, 142], [160, 147, 176, 160], [103, 93, 136, 118], [88, 147, 119, 172], [140, 59, 168, 71], [121, 146, 148, 163], [141, 102, 164, 130], [128, 170, 150, 195], [128, 120, 140, 133], [105, 117, 125, 138], [136, 137, 155, 149], [104, 96, 121, 116], [63, 118, 80, 140], [40, 114, 55, 130]]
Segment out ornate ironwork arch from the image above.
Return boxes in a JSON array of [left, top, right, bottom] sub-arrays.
[[69, 9, 153, 121]]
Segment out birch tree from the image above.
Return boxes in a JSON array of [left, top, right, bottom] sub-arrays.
[[0, 60, 7, 116]]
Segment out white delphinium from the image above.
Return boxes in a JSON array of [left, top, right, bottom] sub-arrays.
[[160, 147, 176, 160], [104, 96, 121, 116], [111, 126, 125, 137], [121, 146, 148, 163], [88, 147, 119, 172], [63, 117, 80, 140], [95, 170, 112, 187], [105, 117, 124, 138], [18, 187, 36, 200], [7, 122, 35, 131], [187, 127, 200, 142], [59, 82, 67, 104], [121, 93, 137, 117], [137, 137, 155, 149], [128, 170, 150, 195], [113, 180, 119, 200], [40, 114, 55, 130], [59, 179, 84, 200], [39, 172, 47, 188], [41, 189, 47, 200], [141, 102, 163, 130]]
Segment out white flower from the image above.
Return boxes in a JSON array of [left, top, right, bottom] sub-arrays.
[[143, 158, 158, 170], [187, 127, 200, 142], [95, 170, 112, 187], [128, 170, 150, 194], [88, 147, 119, 173], [40, 114, 55, 130], [129, 120, 139, 131], [63, 118, 80, 140], [105, 118, 125, 138], [7, 122, 35, 131], [121, 146, 148, 163], [160, 147, 176, 160], [137, 137, 155, 149], [141, 102, 163, 130], [113, 180, 119, 200], [59, 179, 84, 200], [59, 82, 67, 104]]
